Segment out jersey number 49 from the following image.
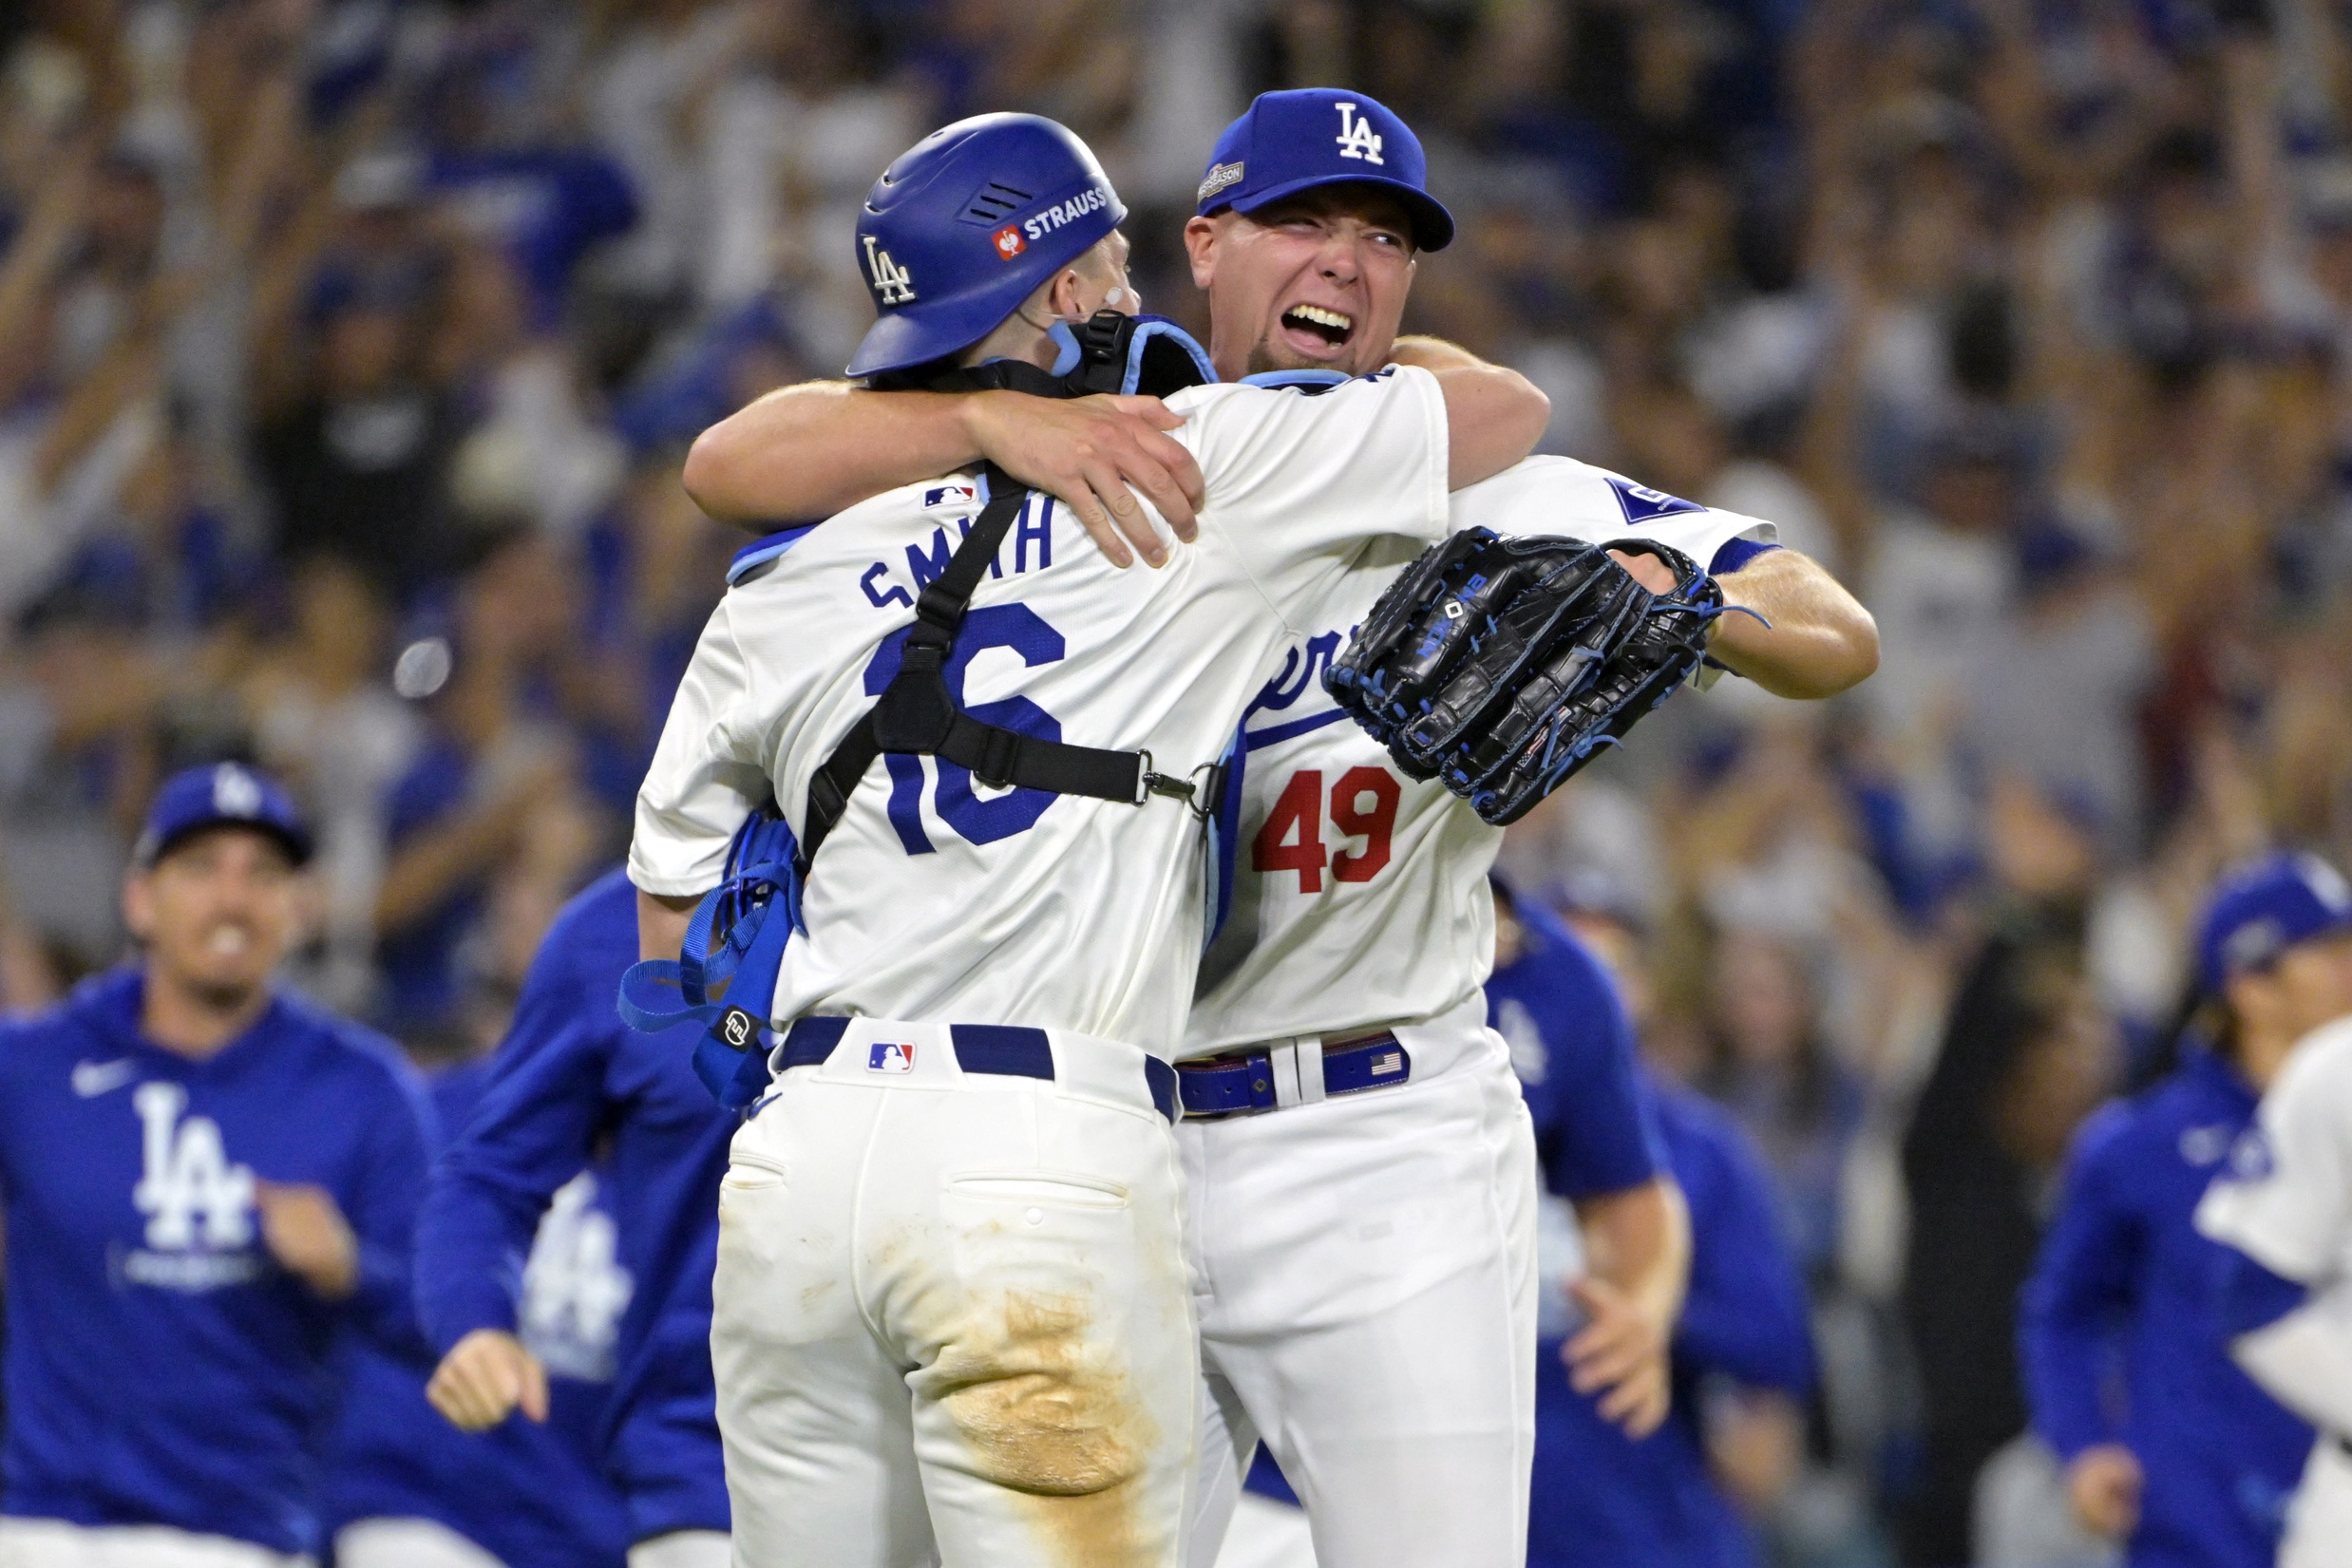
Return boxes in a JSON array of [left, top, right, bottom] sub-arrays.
[[1254, 766, 1400, 893]]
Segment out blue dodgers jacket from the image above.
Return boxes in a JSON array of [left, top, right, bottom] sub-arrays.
[[0, 970, 432, 1556], [1529, 1071, 1815, 1568], [1488, 906, 1811, 1568], [2020, 1048, 2313, 1568], [1486, 896, 1665, 1199], [413, 866, 734, 1541], [328, 1057, 632, 1566]]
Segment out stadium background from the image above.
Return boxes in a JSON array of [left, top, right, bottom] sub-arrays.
[[0, 0, 2343, 1562]]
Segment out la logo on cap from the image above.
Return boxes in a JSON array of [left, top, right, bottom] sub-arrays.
[[212, 765, 262, 818], [1334, 102, 1384, 165]]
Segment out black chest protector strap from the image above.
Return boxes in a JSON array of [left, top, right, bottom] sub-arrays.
[[798, 463, 1208, 874]]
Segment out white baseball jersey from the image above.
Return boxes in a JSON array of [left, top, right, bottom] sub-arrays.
[[631, 369, 1451, 1054], [1185, 455, 1773, 1056], [2197, 1013, 2352, 1286]]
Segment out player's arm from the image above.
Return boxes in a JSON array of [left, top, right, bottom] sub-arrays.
[[274, 1059, 437, 1352], [2019, 1113, 2147, 1538], [418, 958, 621, 1431], [1706, 547, 1878, 700], [1567, 1178, 1691, 1438], [682, 381, 1206, 568], [1383, 334, 1550, 489], [630, 598, 764, 958], [638, 890, 697, 963]]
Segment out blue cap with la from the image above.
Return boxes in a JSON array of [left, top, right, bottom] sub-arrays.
[[1196, 89, 1455, 252], [135, 763, 313, 868], [2196, 851, 2352, 993]]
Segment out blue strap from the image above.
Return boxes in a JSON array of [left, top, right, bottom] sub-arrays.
[[616, 808, 808, 1108]]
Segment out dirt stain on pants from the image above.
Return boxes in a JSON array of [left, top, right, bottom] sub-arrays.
[[931, 1289, 1161, 1568]]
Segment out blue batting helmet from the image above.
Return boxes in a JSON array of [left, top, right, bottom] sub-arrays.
[[846, 114, 1128, 380]]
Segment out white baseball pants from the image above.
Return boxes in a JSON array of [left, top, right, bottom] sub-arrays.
[[711, 1018, 1197, 1568], [331, 1520, 502, 1568], [625, 1529, 730, 1568], [0, 1520, 309, 1568], [2283, 1438, 2352, 1568], [1178, 1013, 1539, 1568]]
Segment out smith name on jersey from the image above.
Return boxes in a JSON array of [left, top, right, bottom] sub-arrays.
[[633, 368, 1454, 1055], [1189, 454, 1777, 1057]]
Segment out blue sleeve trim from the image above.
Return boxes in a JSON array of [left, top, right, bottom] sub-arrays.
[[1237, 368, 1350, 392], [1709, 537, 1781, 576], [726, 522, 822, 585], [2219, 1245, 2311, 1338]]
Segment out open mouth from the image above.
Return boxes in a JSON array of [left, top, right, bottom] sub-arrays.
[[1280, 303, 1355, 349]]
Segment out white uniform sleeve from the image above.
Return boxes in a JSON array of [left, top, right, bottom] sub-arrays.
[[629, 599, 771, 897], [1450, 455, 1775, 571], [2196, 1030, 2352, 1284], [1181, 367, 1450, 621]]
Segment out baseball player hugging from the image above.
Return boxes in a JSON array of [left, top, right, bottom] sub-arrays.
[[627, 114, 1547, 1568], [681, 88, 1878, 1568]]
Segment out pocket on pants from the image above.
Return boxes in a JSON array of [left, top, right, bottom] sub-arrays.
[[946, 1170, 1129, 1210], [723, 1149, 788, 1191]]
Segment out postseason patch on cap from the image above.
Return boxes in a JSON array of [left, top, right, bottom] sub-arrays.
[[1198, 161, 1244, 205]]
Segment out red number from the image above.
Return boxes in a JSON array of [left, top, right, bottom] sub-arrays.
[[1252, 765, 1402, 892], [1253, 768, 1327, 892], [1329, 765, 1400, 883]]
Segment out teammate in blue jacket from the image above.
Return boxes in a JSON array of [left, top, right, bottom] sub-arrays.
[[2020, 993, 2312, 1567], [414, 867, 733, 1568], [1491, 889, 1816, 1568], [328, 1053, 634, 1568], [0, 763, 436, 1566]]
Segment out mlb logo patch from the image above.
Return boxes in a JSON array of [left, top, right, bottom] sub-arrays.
[[994, 224, 1026, 260], [868, 1042, 917, 1074], [1605, 476, 1707, 526], [923, 482, 979, 511]]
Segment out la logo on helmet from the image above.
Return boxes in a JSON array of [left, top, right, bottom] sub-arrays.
[[1335, 102, 1384, 165], [863, 236, 917, 305]]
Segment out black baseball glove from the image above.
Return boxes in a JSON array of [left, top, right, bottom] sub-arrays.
[[1324, 527, 1733, 824]]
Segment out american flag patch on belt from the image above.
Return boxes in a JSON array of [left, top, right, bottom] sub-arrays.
[[1371, 1050, 1403, 1076]]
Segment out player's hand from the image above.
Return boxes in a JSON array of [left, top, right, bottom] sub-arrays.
[[1565, 1275, 1672, 1438], [2064, 1444, 2143, 1539], [428, 1330, 550, 1432], [963, 390, 1203, 569], [254, 1180, 357, 1300], [1607, 548, 1680, 595]]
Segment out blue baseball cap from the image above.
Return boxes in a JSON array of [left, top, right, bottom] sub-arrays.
[[846, 114, 1127, 379], [134, 763, 313, 869], [1195, 89, 1454, 252], [2196, 851, 2352, 993]]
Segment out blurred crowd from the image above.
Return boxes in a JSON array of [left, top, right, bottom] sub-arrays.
[[2, 0, 2350, 1564]]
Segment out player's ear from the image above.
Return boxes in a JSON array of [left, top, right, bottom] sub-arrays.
[[121, 871, 155, 944], [1183, 216, 1219, 290]]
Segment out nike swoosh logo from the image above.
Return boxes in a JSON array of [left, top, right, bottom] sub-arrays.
[[70, 1059, 139, 1098]]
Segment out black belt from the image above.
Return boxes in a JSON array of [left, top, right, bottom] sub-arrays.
[[777, 1017, 1177, 1123], [1177, 1032, 1413, 1118]]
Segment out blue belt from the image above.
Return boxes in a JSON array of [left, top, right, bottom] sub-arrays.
[[1177, 1033, 1412, 1118], [777, 1017, 1178, 1123]]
